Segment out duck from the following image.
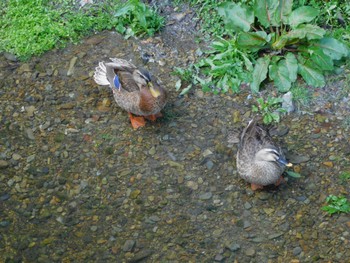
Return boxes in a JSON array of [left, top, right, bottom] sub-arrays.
[[93, 58, 167, 129], [236, 119, 292, 190]]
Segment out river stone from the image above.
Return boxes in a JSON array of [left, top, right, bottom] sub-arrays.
[[122, 240, 136, 252], [0, 160, 9, 169], [245, 247, 255, 256]]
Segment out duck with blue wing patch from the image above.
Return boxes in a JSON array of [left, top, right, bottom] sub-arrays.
[[94, 58, 167, 129]]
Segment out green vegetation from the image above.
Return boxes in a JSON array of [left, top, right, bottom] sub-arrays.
[[217, 1, 349, 92], [175, 0, 349, 97], [0, 0, 164, 60], [339, 171, 350, 182], [322, 195, 350, 215], [290, 84, 311, 109], [252, 97, 286, 124]]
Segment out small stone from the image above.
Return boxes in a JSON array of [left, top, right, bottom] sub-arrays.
[[245, 247, 255, 256], [12, 153, 22, 161], [323, 161, 334, 168], [199, 192, 212, 200], [202, 149, 213, 157], [129, 249, 153, 263], [90, 226, 98, 232], [226, 243, 240, 252], [130, 189, 141, 199], [243, 220, 252, 229], [148, 147, 156, 155], [205, 160, 214, 170], [244, 202, 252, 209], [122, 240, 136, 252], [25, 128, 35, 140], [0, 193, 10, 201], [214, 254, 224, 262], [0, 160, 9, 169], [293, 246, 302, 256], [67, 56, 78, 76], [186, 181, 198, 190], [25, 106, 36, 117], [282, 91, 295, 113], [26, 155, 35, 163]]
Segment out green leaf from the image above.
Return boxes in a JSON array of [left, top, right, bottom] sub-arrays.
[[253, 0, 279, 27], [179, 84, 192, 96], [237, 31, 268, 50], [251, 56, 271, 93], [298, 61, 325, 87], [284, 53, 298, 82], [269, 61, 292, 92], [316, 37, 349, 60], [175, 79, 182, 91], [288, 6, 319, 28], [286, 171, 301, 178], [308, 47, 334, 71], [276, 0, 293, 24], [217, 2, 254, 32]]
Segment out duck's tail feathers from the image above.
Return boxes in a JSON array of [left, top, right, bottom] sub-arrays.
[[94, 62, 110, 86]]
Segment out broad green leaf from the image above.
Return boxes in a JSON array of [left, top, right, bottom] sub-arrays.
[[288, 6, 319, 28], [298, 61, 325, 87], [251, 56, 271, 93], [316, 37, 349, 60], [287, 24, 325, 41], [114, 3, 134, 17], [237, 31, 268, 50], [217, 2, 254, 32], [269, 53, 297, 92], [284, 53, 298, 82], [254, 0, 279, 27], [308, 47, 334, 71], [276, 0, 293, 24]]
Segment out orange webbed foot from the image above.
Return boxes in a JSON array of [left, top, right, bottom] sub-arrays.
[[251, 183, 264, 191], [274, 176, 285, 187], [129, 113, 146, 129], [144, 112, 163, 122]]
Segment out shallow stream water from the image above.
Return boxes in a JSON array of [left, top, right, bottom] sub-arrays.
[[1, 3, 350, 263]]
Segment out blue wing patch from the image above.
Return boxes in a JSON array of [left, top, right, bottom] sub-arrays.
[[113, 75, 121, 90]]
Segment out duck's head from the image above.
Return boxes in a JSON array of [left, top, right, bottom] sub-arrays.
[[255, 148, 292, 167]]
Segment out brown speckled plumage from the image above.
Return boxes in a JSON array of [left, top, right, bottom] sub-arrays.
[[236, 119, 288, 186], [94, 58, 167, 116]]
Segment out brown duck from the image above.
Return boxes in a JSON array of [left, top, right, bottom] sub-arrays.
[[236, 119, 292, 190], [94, 58, 167, 129]]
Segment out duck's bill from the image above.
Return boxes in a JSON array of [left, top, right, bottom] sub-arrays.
[[278, 157, 293, 167]]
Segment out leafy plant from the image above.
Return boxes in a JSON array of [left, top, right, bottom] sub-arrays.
[[252, 97, 286, 124], [217, 0, 349, 92], [339, 171, 350, 182], [322, 195, 350, 215], [0, 0, 164, 60], [290, 84, 311, 109], [114, 0, 165, 39], [173, 64, 205, 96]]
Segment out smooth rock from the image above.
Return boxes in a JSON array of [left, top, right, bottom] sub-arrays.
[[122, 240, 136, 252], [0, 160, 9, 169]]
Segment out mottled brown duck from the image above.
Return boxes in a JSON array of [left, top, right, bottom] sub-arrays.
[[236, 119, 292, 190], [94, 58, 167, 129]]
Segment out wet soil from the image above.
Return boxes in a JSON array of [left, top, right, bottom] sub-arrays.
[[1, 2, 350, 263]]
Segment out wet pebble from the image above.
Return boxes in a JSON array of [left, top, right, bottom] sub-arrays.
[[0, 160, 9, 169], [198, 192, 212, 200], [293, 246, 302, 256], [122, 240, 136, 252], [245, 247, 255, 256]]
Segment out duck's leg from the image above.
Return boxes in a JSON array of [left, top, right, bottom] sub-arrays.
[[251, 183, 264, 191], [144, 112, 163, 122], [128, 113, 146, 129], [274, 176, 285, 186]]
